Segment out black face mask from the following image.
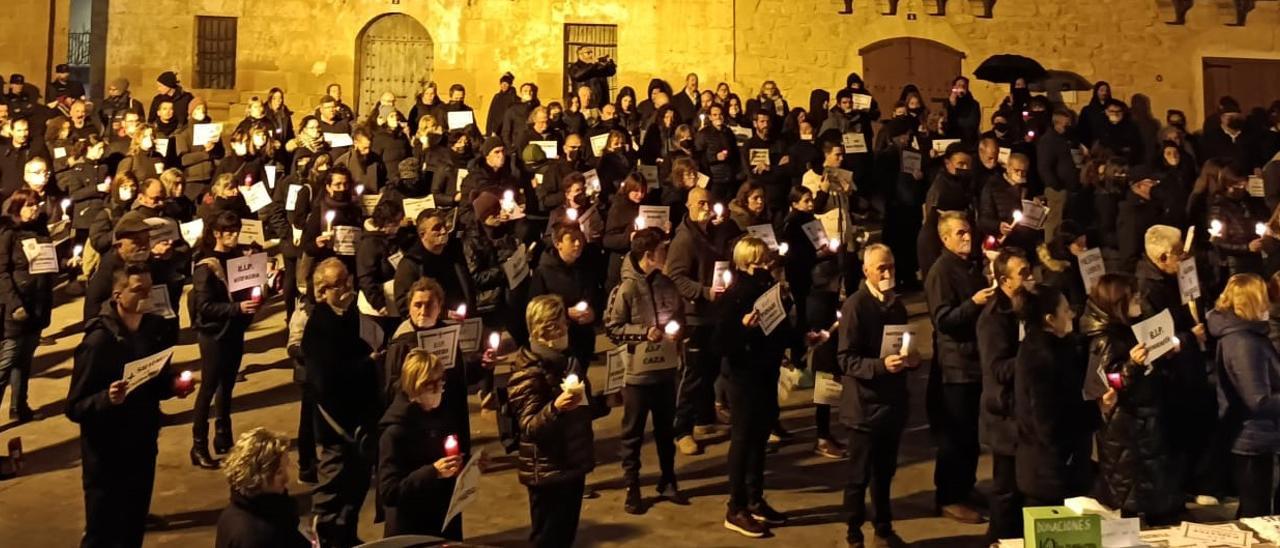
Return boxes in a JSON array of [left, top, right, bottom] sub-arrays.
[[993, 122, 1009, 134], [953, 167, 972, 179], [1227, 118, 1246, 131], [679, 138, 694, 149], [1169, 120, 1186, 131]]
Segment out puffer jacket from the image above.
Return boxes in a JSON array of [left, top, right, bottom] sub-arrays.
[[1208, 193, 1268, 277], [461, 224, 521, 314], [0, 219, 56, 337], [1082, 302, 1180, 518], [604, 256, 685, 385], [1208, 308, 1280, 455], [977, 290, 1020, 456], [61, 160, 109, 230], [507, 347, 595, 487]]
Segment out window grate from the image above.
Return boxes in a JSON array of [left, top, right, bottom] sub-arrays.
[[563, 23, 617, 101], [195, 16, 237, 90]]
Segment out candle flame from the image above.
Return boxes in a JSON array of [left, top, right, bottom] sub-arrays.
[[488, 332, 500, 350], [712, 203, 724, 217], [1258, 223, 1268, 237], [180, 370, 193, 381], [778, 242, 789, 256], [664, 320, 680, 335], [828, 238, 841, 252], [565, 373, 580, 385], [1012, 210, 1024, 224], [566, 208, 578, 222], [455, 304, 467, 318]]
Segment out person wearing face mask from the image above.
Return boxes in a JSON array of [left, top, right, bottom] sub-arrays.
[[371, 110, 412, 184], [1208, 163, 1269, 277], [301, 166, 362, 283], [1098, 99, 1146, 166], [67, 263, 194, 547], [1083, 274, 1182, 525], [919, 147, 976, 275], [214, 428, 310, 548], [62, 137, 110, 254], [215, 128, 267, 186], [420, 129, 473, 211], [457, 137, 519, 231], [0, 188, 55, 423], [1077, 81, 1113, 149], [1015, 285, 1097, 506], [175, 97, 225, 201], [603, 174, 650, 290], [835, 244, 916, 547], [1116, 166, 1174, 272], [978, 153, 1037, 254], [463, 189, 527, 349], [543, 174, 602, 243], [945, 76, 982, 143], [303, 258, 379, 547], [115, 124, 165, 182], [532, 224, 600, 366], [356, 202, 406, 338], [694, 104, 742, 201], [87, 172, 140, 256], [377, 347, 472, 539], [84, 213, 157, 320], [975, 248, 1032, 541], [507, 294, 595, 548]]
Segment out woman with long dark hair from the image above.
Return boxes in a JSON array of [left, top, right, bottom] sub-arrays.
[[0, 188, 55, 423]]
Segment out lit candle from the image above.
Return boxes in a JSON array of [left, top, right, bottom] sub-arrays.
[[562, 373, 582, 393], [634, 216, 645, 230], [836, 310, 843, 321], [488, 332, 500, 350], [454, 304, 467, 319], [1026, 130, 1036, 139], [1172, 336, 1180, 348], [574, 301, 589, 313], [566, 208, 579, 222], [900, 332, 912, 356], [251, 286, 262, 303], [712, 203, 724, 219], [983, 235, 1000, 251], [501, 190, 516, 213], [60, 198, 71, 221], [1107, 371, 1124, 389], [354, 183, 364, 196], [664, 320, 680, 336], [444, 434, 460, 457], [1012, 210, 1024, 225], [325, 210, 336, 232], [721, 270, 733, 289], [73, 244, 83, 258], [243, 175, 253, 187], [777, 242, 789, 256], [176, 370, 194, 392], [1257, 223, 1268, 237], [828, 237, 841, 252], [1209, 219, 1223, 237]]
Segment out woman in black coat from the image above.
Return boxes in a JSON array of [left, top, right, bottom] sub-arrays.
[[214, 428, 309, 548], [1208, 273, 1280, 517], [602, 175, 646, 293], [0, 189, 55, 423], [1015, 285, 1097, 505], [1208, 163, 1268, 277], [378, 348, 467, 540], [1083, 274, 1181, 523], [61, 137, 110, 247], [188, 211, 261, 468], [1037, 222, 1089, 317], [300, 166, 363, 283]]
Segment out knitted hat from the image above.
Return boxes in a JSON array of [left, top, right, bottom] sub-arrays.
[[479, 136, 504, 157], [472, 190, 501, 223], [500, 72, 515, 85], [110, 78, 129, 92], [156, 71, 179, 88]]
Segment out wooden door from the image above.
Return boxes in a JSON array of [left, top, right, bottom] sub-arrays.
[[859, 38, 965, 115], [1203, 57, 1280, 121], [357, 14, 434, 119]]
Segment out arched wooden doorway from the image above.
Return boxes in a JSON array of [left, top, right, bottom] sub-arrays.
[[356, 14, 434, 119], [859, 38, 965, 115]]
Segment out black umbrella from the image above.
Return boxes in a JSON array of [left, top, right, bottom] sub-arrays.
[[973, 54, 1048, 84], [1030, 70, 1092, 92]]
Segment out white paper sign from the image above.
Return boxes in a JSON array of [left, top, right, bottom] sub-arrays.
[[455, 168, 469, 193], [998, 147, 1012, 166], [730, 126, 752, 141], [227, 252, 268, 294], [53, 146, 67, 159], [1070, 147, 1085, 168], [711, 260, 731, 292], [446, 110, 474, 130], [192, 123, 223, 147], [502, 244, 530, 289], [21, 239, 58, 274], [901, 150, 922, 174], [695, 172, 709, 189], [1177, 257, 1201, 304], [1131, 309, 1176, 365], [360, 194, 380, 216], [824, 167, 855, 192], [153, 162, 165, 175], [1248, 176, 1266, 198], [121, 347, 175, 396], [147, 284, 176, 319], [323, 132, 353, 148], [631, 341, 681, 374], [1017, 199, 1048, 230], [932, 139, 960, 154], [851, 93, 873, 111], [752, 284, 786, 335], [180, 218, 204, 247], [443, 449, 484, 526], [778, 365, 803, 400], [357, 280, 397, 317], [285, 184, 303, 211], [333, 226, 360, 256], [879, 325, 912, 358], [359, 314, 385, 349], [637, 205, 670, 230], [583, 169, 601, 195], [416, 324, 461, 370], [747, 224, 779, 250], [1100, 518, 1141, 548], [458, 317, 483, 353], [1179, 522, 1250, 546], [605, 345, 628, 395], [842, 133, 868, 154], [402, 196, 435, 222], [638, 164, 659, 189], [813, 372, 843, 405], [264, 165, 277, 188], [589, 133, 609, 156], [243, 182, 273, 213], [238, 219, 265, 246], [801, 220, 829, 250], [155, 139, 169, 156], [531, 140, 558, 159], [748, 148, 770, 168], [1079, 248, 1105, 294]]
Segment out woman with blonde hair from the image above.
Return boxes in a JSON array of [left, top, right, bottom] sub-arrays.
[[1208, 273, 1280, 517], [714, 236, 795, 537], [115, 123, 164, 181], [378, 348, 468, 539], [214, 427, 309, 547]]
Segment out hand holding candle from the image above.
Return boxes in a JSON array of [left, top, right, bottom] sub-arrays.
[[324, 210, 336, 233], [777, 242, 789, 256], [174, 370, 195, 395], [251, 286, 263, 303], [1258, 222, 1268, 237], [1209, 219, 1223, 238], [488, 331, 501, 351], [712, 203, 724, 220], [444, 434, 460, 457], [60, 198, 71, 221], [828, 237, 841, 253], [501, 190, 516, 214], [450, 304, 467, 321]]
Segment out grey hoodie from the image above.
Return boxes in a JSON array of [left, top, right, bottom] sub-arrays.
[[604, 255, 685, 385]]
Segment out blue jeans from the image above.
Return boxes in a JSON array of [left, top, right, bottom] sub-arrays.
[[0, 332, 39, 412]]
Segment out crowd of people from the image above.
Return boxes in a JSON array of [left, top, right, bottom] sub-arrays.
[[3, 43, 1280, 548]]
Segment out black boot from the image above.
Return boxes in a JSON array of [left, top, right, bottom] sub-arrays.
[[657, 477, 690, 505], [624, 482, 645, 515], [213, 426, 233, 455], [190, 439, 219, 469]]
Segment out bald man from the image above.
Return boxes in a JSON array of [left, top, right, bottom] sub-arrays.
[[665, 187, 743, 455]]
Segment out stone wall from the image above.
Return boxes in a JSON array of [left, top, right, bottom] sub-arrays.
[[0, 0, 71, 97]]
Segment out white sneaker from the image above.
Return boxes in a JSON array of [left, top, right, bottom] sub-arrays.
[[1194, 495, 1220, 506]]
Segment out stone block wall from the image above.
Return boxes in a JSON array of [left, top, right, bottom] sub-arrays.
[[0, 0, 72, 98]]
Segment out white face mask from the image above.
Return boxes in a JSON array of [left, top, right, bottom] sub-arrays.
[[231, 142, 248, 156], [140, 138, 153, 151], [252, 136, 267, 148], [119, 187, 134, 201], [877, 278, 894, 292], [418, 389, 444, 411], [25, 173, 47, 191]]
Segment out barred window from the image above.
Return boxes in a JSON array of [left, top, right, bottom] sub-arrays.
[[563, 23, 617, 100], [195, 16, 237, 89]]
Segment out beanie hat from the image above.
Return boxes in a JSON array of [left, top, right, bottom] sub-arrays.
[[479, 136, 504, 157], [157, 71, 179, 88], [500, 72, 515, 85], [472, 190, 501, 224], [521, 143, 547, 165], [111, 78, 130, 92]]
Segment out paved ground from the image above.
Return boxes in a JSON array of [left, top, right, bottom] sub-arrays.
[[0, 289, 1232, 547]]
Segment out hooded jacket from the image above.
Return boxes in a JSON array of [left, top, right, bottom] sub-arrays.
[[604, 256, 685, 385], [1208, 308, 1280, 455], [507, 346, 595, 486]]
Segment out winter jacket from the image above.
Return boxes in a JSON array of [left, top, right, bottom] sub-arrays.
[[694, 124, 742, 193], [712, 268, 793, 381], [780, 209, 840, 298], [977, 290, 1020, 455], [568, 60, 617, 109], [392, 239, 472, 318], [604, 256, 685, 385], [61, 160, 109, 229], [1208, 309, 1280, 455], [507, 347, 595, 486], [0, 219, 56, 337], [302, 302, 379, 445], [924, 250, 985, 383], [355, 220, 399, 314], [189, 249, 255, 337], [1037, 129, 1081, 192], [836, 283, 910, 431], [665, 216, 742, 321], [1081, 301, 1181, 518], [1038, 242, 1087, 317], [976, 176, 1027, 244], [1015, 328, 1097, 502], [529, 247, 598, 359], [370, 130, 411, 186], [175, 123, 225, 185], [214, 491, 309, 548], [1208, 193, 1268, 276], [377, 390, 466, 538], [461, 224, 521, 313]]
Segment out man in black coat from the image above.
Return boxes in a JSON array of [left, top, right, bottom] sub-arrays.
[[742, 111, 790, 218], [568, 47, 617, 110], [485, 72, 517, 138], [976, 248, 1031, 541], [529, 224, 598, 365], [392, 210, 473, 318], [1037, 110, 1081, 239], [304, 258, 380, 548], [0, 118, 51, 198], [837, 244, 916, 548], [670, 73, 701, 124], [924, 212, 994, 524], [1201, 110, 1264, 173], [149, 71, 194, 128], [67, 264, 192, 548], [1116, 167, 1173, 273], [501, 83, 541, 150]]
